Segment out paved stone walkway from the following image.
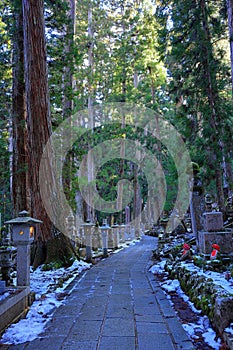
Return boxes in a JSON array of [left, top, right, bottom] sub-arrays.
[[6, 235, 194, 350]]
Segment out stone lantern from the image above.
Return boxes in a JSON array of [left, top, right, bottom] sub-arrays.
[[111, 224, 119, 249], [5, 210, 42, 286], [100, 223, 110, 258], [119, 224, 126, 243], [81, 221, 94, 263], [0, 226, 15, 286]]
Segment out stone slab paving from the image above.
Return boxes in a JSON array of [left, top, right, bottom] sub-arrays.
[[4, 236, 195, 350]]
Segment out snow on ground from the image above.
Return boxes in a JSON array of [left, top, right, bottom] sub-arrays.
[[0, 291, 10, 302], [180, 261, 233, 294], [149, 261, 222, 350], [0, 259, 91, 345], [225, 324, 233, 337], [0, 240, 139, 345]]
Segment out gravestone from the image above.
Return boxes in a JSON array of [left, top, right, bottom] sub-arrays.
[[203, 212, 223, 232], [198, 210, 233, 256]]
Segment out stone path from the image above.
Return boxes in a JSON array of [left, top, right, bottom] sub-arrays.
[[6, 236, 194, 350]]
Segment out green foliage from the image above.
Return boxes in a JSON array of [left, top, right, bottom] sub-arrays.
[[41, 256, 76, 271], [0, 0, 232, 225], [156, 0, 233, 203]]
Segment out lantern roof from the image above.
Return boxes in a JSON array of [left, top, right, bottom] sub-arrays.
[[5, 210, 43, 225], [81, 220, 94, 227], [100, 224, 110, 229]]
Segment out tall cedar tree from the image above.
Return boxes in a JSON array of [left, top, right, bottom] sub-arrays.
[[22, 0, 77, 267], [12, 0, 28, 216]]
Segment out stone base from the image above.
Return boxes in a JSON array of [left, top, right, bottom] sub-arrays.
[[198, 230, 233, 255]]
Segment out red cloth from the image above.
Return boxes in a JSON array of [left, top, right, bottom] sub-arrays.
[[210, 249, 218, 259], [212, 244, 220, 251], [183, 243, 190, 251]]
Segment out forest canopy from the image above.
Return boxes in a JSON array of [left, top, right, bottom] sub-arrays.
[[0, 0, 232, 265]]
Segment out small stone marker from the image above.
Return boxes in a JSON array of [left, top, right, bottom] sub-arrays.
[[203, 212, 223, 232]]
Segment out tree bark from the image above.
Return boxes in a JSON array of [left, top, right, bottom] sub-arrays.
[[12, 0, 29, 216], [86, 7, 95, 222], [227, 0, 233, 97], [23, 0, 52, 238], [117, 115, 126, 224], [62, 0, 76, 119], [62, 0, 76, 201], [200, 0, 225, 213], [23, 0, 78, 266], [133, 162, 141, 238]]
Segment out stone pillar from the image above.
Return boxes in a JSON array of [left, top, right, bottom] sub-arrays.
[[92, 227, 101, 251], [190, 191, 203, 237], [124, 224, 131, 241], [108, 227, 114, 249], [16, 243, 31, 286], [80, 227, 85, 247], [135, 216, 141, 239], [120, 224, 126, 243], [130, 225, 135, 240], [100, 225, 109, 258], [125, 206, 130, 225], [112, 224, 119, 249], [82, 222, 93, 263], [67, 214, 76, 247]]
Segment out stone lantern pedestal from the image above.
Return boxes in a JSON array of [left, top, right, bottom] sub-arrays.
[[100, 224, 109, 258], [16, 243, 31, 286], [81, 222, 94, 263], [107, 227, 114, 249], [119, 224, 126, 243], [111, 224, 119, 249]]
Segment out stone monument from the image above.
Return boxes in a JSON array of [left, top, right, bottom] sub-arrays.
[[198, 200, 233, 256]]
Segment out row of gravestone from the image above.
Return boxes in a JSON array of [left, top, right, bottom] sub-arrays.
[[68, 217, 139, 262]]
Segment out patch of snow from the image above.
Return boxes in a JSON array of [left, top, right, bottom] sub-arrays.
[[0, 259, 91, 345], [150, 261, 221, 349], [182, 323, 196, 336], [182, 316, 221, 349], [161, 279, 180, 292], [181, 262, 233, 295], [0, 291, 10, 302], [225, 324, 233, 335], [202, 328, 221, 349], [149, 260, 166, 274]]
